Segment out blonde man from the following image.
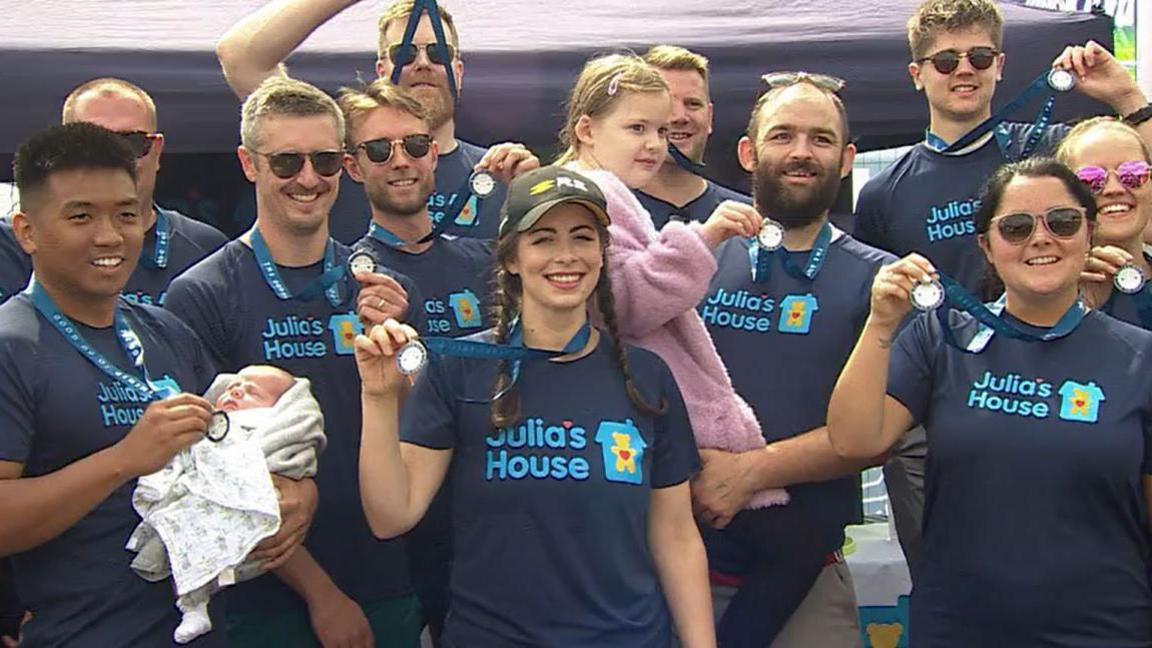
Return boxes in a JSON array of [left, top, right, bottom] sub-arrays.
[[217, 0, 538, 242], [341, 78, 495, 643], [166, 76, 421, 648], [636, 45, 749, 228]]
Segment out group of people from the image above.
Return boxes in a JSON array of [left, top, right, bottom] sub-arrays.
[[2, 0, 1152, 646]]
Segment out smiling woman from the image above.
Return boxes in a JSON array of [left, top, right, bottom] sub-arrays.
[[1056, 118, 1152, 325], [354, 166, 715, 647], [827, 157, 1152, 647]]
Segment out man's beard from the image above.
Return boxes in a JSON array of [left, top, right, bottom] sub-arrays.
[[409, 85, 455, 131], [752, 155, 843, 229], [366, 173, 436, 217]]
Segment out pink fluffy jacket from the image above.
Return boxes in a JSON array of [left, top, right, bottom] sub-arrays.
[[580, 168, 788, 509]]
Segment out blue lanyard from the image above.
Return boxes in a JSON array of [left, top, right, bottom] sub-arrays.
[[136, 206, 171, 270], [750, 222, 832, 283], [250, 229, 345, 308], [934, 274, 1085, 353], [371, 175, 484, 246], [389, 0, 458, 102], [26, 281, 178, 400], [447, 320, 592, 403], [668, 143, 707, 175], [924, 70, 1063, 159]]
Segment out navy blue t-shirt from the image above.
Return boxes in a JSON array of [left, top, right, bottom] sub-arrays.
[[0, 207, 226, 307], [0, 219, 31, 302], [0, 297, 221, 647], [634, 180, 750, 230], [854, 123, 1069, 294], [401, 332, 699, 648], [352, 232, 493, 337], [282, 139, 504, 245], [164, 239, 415, 614], [888, 308, 1152, 646], [123, 206, 228, 307], [699, 231, 895, 570]]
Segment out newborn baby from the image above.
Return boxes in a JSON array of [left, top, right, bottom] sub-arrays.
[[127, 366, 325, 644]]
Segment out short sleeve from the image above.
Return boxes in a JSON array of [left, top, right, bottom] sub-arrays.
[[0, 338, 37, 464], [166, 314, 219, 395], [852, 178, 887, 248], [886, 311, 938, 425], [399, 357, 459, 450], [649, 360, 701, 489]]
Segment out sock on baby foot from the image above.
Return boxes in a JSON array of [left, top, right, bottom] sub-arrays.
[[173, 605, 212, 644]]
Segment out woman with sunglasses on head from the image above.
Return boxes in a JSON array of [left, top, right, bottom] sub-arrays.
[[829, 157, 1152, 647], [356, 166, 714, 648], [1055, 118, 1152, 326]]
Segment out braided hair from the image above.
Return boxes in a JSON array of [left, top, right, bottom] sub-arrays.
[[487, 216, 664, 429]]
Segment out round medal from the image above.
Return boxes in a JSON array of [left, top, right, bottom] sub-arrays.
[[347, 251, 377, 276], [910, 279, 945, 312], [206, 411, 230, 442], [1047, 68, 1076, 93], [1114, 264, 1146, 294], [395, 340, 429, 376], [757, 220, 785, 251], [469, 170, 497, 198]]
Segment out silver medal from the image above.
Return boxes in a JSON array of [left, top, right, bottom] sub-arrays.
[[469, 170, 497, 199], [757, 220, 785, 251], [347, 251, 377, 276], [395, 340, 429, 376], [206, 411, 230, 442], [910, 279, 945, 312], [1047, 68, 1076, 93], [1114, 264, 1146, 294]]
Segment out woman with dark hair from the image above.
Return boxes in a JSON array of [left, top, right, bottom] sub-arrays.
[[828, 157, 1152, 646], [354, 166, 714, 648]]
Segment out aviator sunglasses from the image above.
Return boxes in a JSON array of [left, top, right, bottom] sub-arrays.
[[988, 207, 1085, 245], [761, 71, 846, 94], [252, 151, 344, 179], [355, 134, 434, 164], [116, 130, 161, 158], [1075, 161, 1151, 195], [916, 46, 999, 75], [387, 42, 457, 67]]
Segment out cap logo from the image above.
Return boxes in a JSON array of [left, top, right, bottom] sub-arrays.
[[529, 179, 555, 196], [556, 176, 589, 192]]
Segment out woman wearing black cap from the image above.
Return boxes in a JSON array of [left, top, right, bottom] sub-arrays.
[[355, 166, 714, 648]]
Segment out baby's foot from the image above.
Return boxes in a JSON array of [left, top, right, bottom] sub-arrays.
[[173, 606, 212, 644]]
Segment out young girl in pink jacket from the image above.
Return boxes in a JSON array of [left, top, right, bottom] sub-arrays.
[[555, 53, 832, 646]]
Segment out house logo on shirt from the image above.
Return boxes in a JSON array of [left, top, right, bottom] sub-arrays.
[[449, 290, 483, 329], [1058, 381, 1105, 424], [594, 419, 646, 485], [778, 294, 819, 334], [966, 370, 1106, 424], [483, 417, 648, 485]]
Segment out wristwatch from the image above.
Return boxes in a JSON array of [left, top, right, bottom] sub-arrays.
[[1122, 103, 1152, 127]]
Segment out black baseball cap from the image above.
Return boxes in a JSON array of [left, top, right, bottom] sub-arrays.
[[498, 166, 611, 238]]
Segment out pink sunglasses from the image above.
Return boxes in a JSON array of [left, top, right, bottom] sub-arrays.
[[1075, 160, 1151, 195]]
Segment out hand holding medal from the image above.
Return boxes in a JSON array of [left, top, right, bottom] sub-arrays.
[[354, 319, 425, 396], [870, 253, 939, 330], [700, 200, 765, 249]]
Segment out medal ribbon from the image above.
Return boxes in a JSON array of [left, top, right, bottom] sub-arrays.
[[668, 143, 707, 175], [933, 273, 1085, 353], [136, 206, 171, 270], [924, 70, 1064, 158], [389, 0, 459, 101], [250, 228, 345, 307], [750, 222, 832, 283], [27, 281, 178, 400]]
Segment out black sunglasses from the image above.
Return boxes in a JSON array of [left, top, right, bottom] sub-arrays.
[[116, 130, 160, 158], [252, 150, 344, 179], [917, 46, 999, 75], [989, 207, 1085, 245], [388, 42, 457, 67], [355, 134, 434, 164]]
